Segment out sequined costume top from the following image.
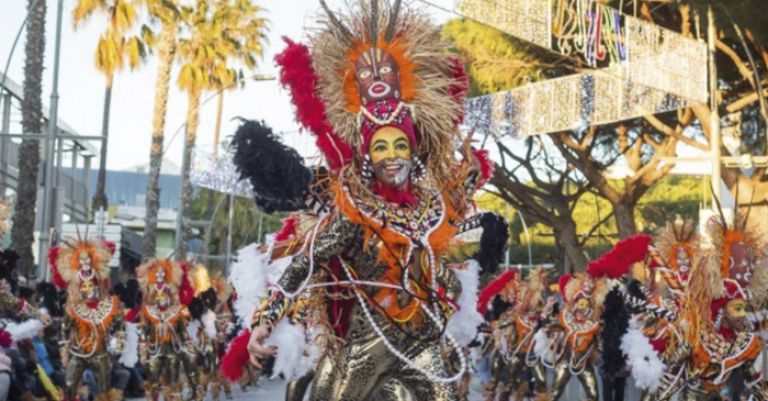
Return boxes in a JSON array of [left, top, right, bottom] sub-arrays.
[[62, 295, 122, 357], [253, 183, 464, 341]]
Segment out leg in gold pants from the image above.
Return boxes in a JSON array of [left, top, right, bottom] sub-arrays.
[[550, 360, 598, 401], [65, 353, 112, 401]]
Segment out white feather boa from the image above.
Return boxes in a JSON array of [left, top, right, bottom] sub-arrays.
[[621, 317, 666, 391], [202, 310, 217, 338], [262, 320, 319, 381], [187, 320, 202, 346], [119, 323, 139, 368], [228, 239, 292, 326], [533, 329, 554, 364], [6, 319, 43, 343], [445, 260, 483, 347]]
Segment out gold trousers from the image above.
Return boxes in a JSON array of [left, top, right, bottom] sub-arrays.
[[550, 360, 598, 401], [65, 352, 111, 400], [307, 313, 458, 401]]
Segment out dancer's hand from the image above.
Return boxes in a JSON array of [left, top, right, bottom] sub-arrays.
[[247, 326, 276, 369], [38, 313, 52, 326]]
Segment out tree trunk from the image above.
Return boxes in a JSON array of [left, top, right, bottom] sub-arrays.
[[92, 75, 113, 214], [11, 0, 46, 277], [213, 92, 224, 156], [142, 22, 176, 258], [554, 219, 589, 272], [613, 201, 637, 239], [177, 88, 202, 260]]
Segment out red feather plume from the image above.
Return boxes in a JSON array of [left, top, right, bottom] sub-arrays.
[[103, 241, 116, 255], [275, 216, 298, 242], [274, 37, 353, 170], [449, 57, 469, 125], [473, 149, 494, 187], [47, 246, 66, 290], [477, 270, 517, 315], [587, 234, 652, 279], [179, 262, 194, 306], [558, 274, 572, 301], [221, 330, 251, 382]]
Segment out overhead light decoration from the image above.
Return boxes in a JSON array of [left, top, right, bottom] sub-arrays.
[[447, 0, 707, 138]]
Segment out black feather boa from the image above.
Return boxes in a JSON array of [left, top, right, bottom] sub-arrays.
[[230, 119, 313, 213], [600, 286, 630, 376], [473, 213, 509, 276]]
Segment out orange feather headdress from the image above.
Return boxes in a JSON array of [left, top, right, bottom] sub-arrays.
[[311, 0, 467, 185], [136, 258, 184, 302], [49, 238, 114, 297]]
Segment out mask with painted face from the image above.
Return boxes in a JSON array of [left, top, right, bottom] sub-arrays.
[[354, 48, 402, 104], [729, 241, 755, 288]]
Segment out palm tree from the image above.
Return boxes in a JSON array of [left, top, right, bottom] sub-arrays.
[[72, 0, 147, 214], [142, 0, 179, 258], [174, 0, 267, 259], [11, 0, 47, 277]]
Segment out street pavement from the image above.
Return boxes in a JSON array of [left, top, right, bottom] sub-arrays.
[[128, 377, 486, 401]]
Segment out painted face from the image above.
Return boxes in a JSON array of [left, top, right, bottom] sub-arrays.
[[80, 279, 99, 301], [156, 268, 166, 284], [729, 242, 755, 288], [354, 48, 401, 104], [369, 127, 412, 189], [576, 298, 591, 313], [675, 247, 691, 274], [78, 251, 94, 281], [723, 298, 750, 332]]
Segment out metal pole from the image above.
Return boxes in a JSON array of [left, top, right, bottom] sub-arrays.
[[0, 93, 10, 192], [519, 211, 533, 269], [37, 0, 64, 281], [708, 4, 722, 205], [225, 194, 234, 269]]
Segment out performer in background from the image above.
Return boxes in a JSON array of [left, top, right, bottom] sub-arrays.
[[49, 237, 123, 401], [137, 259, 198, 401]]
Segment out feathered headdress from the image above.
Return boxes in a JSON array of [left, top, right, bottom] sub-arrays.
[[562, 272, 608, 310], [654, 216, 697, 273], [191, 264, 211, 295], [49, 238, 114, 296], [517, 267, 549, 314], [278, 0, 467, 186], [587, 234, 652, 279], [699, 195, 768, 303], [477, 269, 517, 316], [136, 258, 184, 303]]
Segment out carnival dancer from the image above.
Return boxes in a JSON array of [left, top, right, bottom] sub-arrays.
[[208, 275, 235, 401], [544, 273, 607, 401], [477, 270, 519, 401], [0, 201, 49, 321], [49, 237, 123, 401], [188, 266, 234, 401], [672, 208, 768, 401], [512, 268, 553, 400], [585, 234, 669, 401], [137, 259, 198, 401], [230, 0, 499, 398]]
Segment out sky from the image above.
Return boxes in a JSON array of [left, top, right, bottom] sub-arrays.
[[0, 0, 453, 171]]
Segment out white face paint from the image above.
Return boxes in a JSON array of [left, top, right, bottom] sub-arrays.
[[373, 157, 412, 189]]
